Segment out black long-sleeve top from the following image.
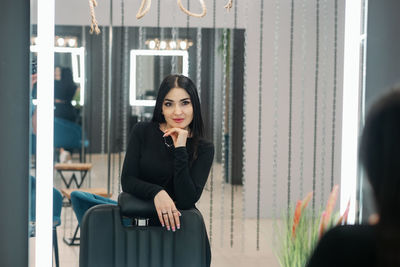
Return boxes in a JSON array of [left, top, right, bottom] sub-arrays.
[[121, 122, 214, 210]]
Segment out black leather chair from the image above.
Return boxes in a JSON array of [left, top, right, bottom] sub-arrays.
[[79, 192, 210, 267]]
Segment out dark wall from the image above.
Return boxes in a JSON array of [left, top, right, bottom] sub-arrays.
[[0, 0, 30, 266]]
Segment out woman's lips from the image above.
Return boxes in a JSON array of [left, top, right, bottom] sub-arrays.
[[173, 118, 184, 123]]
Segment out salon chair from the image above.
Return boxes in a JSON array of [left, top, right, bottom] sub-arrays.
[[79, 192, 209, 267], [70, 191, 117, 225]]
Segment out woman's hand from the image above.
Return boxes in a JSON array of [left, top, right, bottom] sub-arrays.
[[154, 190, 181, 231], [163, 128, 189, 147]]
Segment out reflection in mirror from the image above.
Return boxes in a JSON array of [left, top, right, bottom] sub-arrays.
[[130, 49, 188, 106], [29, 24, 245, 267], [30, 46, 86, 106]]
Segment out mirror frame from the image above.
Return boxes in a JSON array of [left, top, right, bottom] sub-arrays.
[[129, 49, 189, 107]]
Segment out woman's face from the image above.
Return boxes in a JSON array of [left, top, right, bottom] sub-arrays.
[[162, 87, 193, 130]]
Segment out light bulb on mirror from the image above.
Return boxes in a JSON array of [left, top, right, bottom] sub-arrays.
[[149, 40, 156, 49], [68, 39, 76, 47], [169, 41, 177, 49], [179, 41, 187, 50], [160, 41, 167, 49], [57, 38, 65, 46]]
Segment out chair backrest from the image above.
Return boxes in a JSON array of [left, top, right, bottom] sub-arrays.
[[79, 204, 209, 267], [70, 191, 117, 225]]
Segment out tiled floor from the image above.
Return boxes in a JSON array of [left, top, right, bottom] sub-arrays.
[[30, 153, 280, 267]]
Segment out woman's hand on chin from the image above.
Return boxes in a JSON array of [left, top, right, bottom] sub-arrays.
[[154, 190, 181, 231], [163, 128, 189, 147]]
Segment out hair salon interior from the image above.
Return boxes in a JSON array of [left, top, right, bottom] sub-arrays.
[[1, 0, 400, 266]]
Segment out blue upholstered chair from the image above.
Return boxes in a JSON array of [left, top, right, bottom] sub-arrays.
[[54, 117, 89, 151], [70, 191, 117, 225], [31, 118, 89, 161], [29, 176, 63, 267]]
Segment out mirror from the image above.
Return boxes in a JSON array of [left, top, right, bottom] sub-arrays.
[[29, 24, 246, 267], [30, 46, 86, 106], [130, 49, 189, 106]]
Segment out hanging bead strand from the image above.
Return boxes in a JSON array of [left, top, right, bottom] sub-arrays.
[[229, 26, 235, 248], [330, 0, 338, 191], [299, 0, 308, 199], [208, 0, 217, 246], [319, 0, 329, 207], [312, 0, 321, 215], [272, 0, 281, 221], [256, 0, 265, 251], [219, 27, 228, 248], [101, 26, 107, 155], [287, 0, 295, 214], [196, 27, 202, 99], [242, 0, 249, 253]]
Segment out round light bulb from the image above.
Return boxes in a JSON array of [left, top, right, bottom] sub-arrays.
[[149, 40, 156, 49], [71, 100, 77, 106], [57, 38, 65, 46], [68, 39, 76, 47], [179, 41, 187, 50], [169, 41, 177, 49], [160, 41, 167, 49]]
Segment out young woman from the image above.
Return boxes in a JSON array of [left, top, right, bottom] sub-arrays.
[[307, 90, 400, 267], [54, 67, 78, 122], [121, 74, 214, 265]]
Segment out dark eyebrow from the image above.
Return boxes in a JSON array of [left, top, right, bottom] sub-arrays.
[[164, 98, 190, 102]]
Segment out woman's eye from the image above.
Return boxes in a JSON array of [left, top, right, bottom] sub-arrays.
[[182, 100, 191, 105], [164, 102, 172, 107]]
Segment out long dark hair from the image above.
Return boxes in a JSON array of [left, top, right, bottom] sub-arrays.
[[152, 74, 204, 158], [359, 89, 400, 266], [60, 67, 77, 101]]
